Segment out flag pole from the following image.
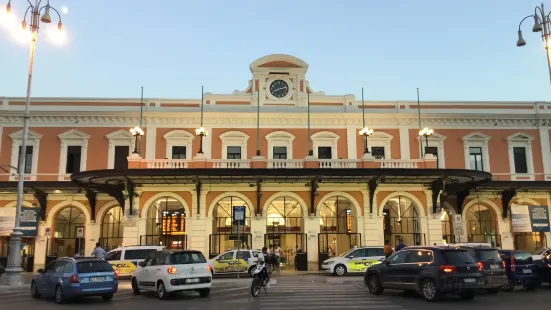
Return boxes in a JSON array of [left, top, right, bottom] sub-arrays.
[[417, 88, 422, 157], [256, 88, 260, 156], [307, 90, 312, 156]]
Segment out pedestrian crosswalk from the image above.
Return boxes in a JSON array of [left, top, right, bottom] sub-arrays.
[[219, 281, 408, 309]]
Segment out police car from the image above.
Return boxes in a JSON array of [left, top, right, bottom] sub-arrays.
[[321, 246, 385, 276], [207, 249, 262, 277], [104, 245, 165, 277]]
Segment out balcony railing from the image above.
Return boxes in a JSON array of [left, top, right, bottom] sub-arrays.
[[146, 159, 189, 169], [211, 160, 251, 169], [267, 159, 304, 169], [318, 159, 359, 168], [377, 159, 424, 169]]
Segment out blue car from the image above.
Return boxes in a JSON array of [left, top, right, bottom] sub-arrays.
[[498, 250, 540, 291], [31, 257, 119, 304]]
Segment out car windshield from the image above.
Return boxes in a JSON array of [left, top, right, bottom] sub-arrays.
[[513, 252, 532, 264], [442, 250, 476, 265], [77, 261, 113, 273], [170, 252, 207, 264], [474, 249, 500, 261], [339, 249, 354, 257]]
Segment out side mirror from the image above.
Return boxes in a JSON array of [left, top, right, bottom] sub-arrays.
[[348, 255, 354, 259], [138, 262, 145, 267], [385, 261, 391, 266], [37, 269, 44, 273], [215, 257, 220, 261]]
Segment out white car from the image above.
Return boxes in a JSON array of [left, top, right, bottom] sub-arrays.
[[208, 249, 262, 276], [321, 246, 385, 276], [105, 245, 165, 277], [532, 247, 551, 261], [131, 249, 212, 300]]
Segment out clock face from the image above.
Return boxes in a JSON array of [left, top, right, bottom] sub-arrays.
[[269, 80, 289, 98]]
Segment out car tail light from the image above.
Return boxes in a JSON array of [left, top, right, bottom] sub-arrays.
[[207, 265, 212, 273], [502, 260, 506, 269], [477, 261, 484, 271], [510, 255, 516, 272], [167, 266, 177, 274], [114, 270, 120, 279], [440, 265, 456, 273], [69, 275, 79, 283]]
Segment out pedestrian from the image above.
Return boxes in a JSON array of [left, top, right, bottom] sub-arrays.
[[384, 241, 394, 259], [274, 244, 281, 270], [91, 242, 106, 259]]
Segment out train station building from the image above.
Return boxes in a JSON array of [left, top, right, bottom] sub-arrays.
[[0, 54, 550, 272]]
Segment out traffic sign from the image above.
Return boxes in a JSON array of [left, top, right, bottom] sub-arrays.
[[44, 227, 51, 236], [233, 206, 245, 225], [76, 227, 84, 238]]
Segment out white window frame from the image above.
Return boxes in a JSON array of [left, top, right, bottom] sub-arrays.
[[462, 132, 491, 172], [507, 132, 535, 180], [220, 131, 249, 159], [9, 129, 42, 181], [106, 129, 134, 169], [416, 132, 446, 168], [58, 129, 90, 180], [164, 130, 194, 160], [265, 131, 295, 159], [367, 132, 393, 159], [311, 131, 340, 159]]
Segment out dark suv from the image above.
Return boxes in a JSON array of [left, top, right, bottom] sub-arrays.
[[458, 246, 507, 293], [364, 246, 483, 302]]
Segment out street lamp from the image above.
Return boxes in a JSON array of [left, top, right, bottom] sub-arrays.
[[129, 126, 144, 154], [0, 0, 64, 286], [517, 3, 551, 84], [359, 127, 374, 154], [195, 127, 208, 154], [418, 127, 434, 157]]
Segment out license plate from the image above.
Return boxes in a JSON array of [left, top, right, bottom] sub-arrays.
[[186, 278, 200, 284], [463, 278, 476, 283], [490, 264, 500, 269], [90, 277, 105, 282], [522, 269, 532, 274]]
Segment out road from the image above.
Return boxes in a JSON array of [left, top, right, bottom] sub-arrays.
[[1, 278, 550, 310]]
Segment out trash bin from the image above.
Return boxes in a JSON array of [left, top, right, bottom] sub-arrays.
[[295, 253, 308, 271]]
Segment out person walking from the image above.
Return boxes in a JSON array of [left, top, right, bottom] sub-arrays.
[[90, 242, 106, 259], [384, 241, 394, 259], [273, 244, 281, 271]]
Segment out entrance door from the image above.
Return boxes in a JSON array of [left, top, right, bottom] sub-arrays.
[[265, 233, 306, 270], [209, 234, 252, 259], [318, 233, 361, 270]]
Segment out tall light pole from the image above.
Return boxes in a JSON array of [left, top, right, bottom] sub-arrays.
[[1, 0, 63, 286], [517, 3, 551, 84]]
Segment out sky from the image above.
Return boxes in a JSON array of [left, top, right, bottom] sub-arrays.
[[1, 0, 551, 102]]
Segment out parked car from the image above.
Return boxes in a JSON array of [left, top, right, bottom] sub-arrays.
[[364, 246, 483, 302], [321, 246, 385, 276], [531, 247, 551, 261], [132, 249, 212, 300], [456, 245, 507, 293], [104, 245, 165, 277], [534, 250, 551, 285], [498, 250, 540, 291], [208, 248, 262, 276], [31, 257, 119, 304]]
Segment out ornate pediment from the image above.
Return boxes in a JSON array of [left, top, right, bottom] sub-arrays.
[[58, 129, 90, 140], [9, 129, 42, 140]]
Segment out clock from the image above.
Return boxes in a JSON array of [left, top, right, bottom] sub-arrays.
[[269, 80, 289, 98]]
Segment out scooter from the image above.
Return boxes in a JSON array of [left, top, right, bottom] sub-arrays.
[[250, 261, 269, 297]]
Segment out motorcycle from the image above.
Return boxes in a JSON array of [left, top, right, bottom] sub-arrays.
[[250, 261, 269, 297]]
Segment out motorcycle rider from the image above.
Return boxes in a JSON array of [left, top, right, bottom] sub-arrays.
[[257, 246, 274, 288]]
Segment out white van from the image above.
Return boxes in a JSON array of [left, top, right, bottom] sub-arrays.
[[104, 245, 165, 277]]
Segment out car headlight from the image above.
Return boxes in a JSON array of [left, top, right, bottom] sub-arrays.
[[324, 261, 335, 265]]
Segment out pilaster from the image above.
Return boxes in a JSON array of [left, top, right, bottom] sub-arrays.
[[145, 126, 156, 159], [251, 215, 266, 250], [346, 126, 357, 159], [304, 215, 320, 271], [399, 126, 410, 159]]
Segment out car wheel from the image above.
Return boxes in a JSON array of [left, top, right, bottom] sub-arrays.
[[501, 281, 514, 292], [199, 288, 210, 297], [55, 285, 66, 304], [366, 275, 384, 295], [486, 288, 500, 294], [459, 290, 475, 300], [30, 281, 41, 299], [101, 294, 113, 302], [131, 277, 141, 295], [334, 264, 347, 276], [157, 281, 168, 300], [420, 279, 443, 302]]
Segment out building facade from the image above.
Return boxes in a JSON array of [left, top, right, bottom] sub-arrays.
[[1, 54, 550, 272]]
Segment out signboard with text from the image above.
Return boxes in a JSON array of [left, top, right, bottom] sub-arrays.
[[0, 207, 39, 237], [233, 206, 245, 226], [512, 204, 550, 232], [453, 214, 464, 236]]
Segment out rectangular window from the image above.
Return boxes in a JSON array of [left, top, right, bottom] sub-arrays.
[[513, 147, 528, 173], [371, 147, 385, 159], [227, 146, 241, 159], [469, 147, 483, 171], [273, 146, 287, 159], [172, 146, 186, 159], [17, 145, 33, 174], [66, 145, 82, 173], [425, 146, 439, 168], [318, 146, 332, 159], [114, 146, 129, 170]]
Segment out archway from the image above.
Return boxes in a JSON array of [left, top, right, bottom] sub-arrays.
[[265, 196, 306, 270], [382, 195, 423, 247], [440, 202, 454, 244], [209, 196, 252, 258], [100, 206, 123, 251], [51, 206, 86, 257], [141, 196, 187, 249], [0, 201, 37, 272], [465, 204, 499, 247], [319, 195, 361, 264]]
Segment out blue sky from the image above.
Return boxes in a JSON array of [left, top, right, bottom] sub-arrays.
[[1, 0, 550, 101]]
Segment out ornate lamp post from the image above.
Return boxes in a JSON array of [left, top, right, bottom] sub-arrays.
[[418, 127, 434, 157], [517, 3, 551, 84], [130, 126, 144, 154], [195, 86, 208, 155], [1, 0, 64, 286], [359, 127, 374, 154]]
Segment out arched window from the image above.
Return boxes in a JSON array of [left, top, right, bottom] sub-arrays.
[[209, 196, 251, 258], [319, 196, 360, 257], [383, 196, 422, 247], [141, 197, 187, 249], [51, 206, 86, 257], [100, 206, 123, 251], [466, 204, 498, 246]]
